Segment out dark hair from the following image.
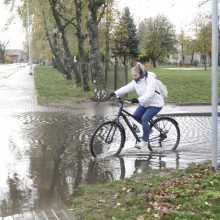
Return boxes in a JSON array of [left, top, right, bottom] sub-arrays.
[[140, 56, 151, 63]]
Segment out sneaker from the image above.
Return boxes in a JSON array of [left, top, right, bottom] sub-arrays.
[[135, 140, 148, 149]]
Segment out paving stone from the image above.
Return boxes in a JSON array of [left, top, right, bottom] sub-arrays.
[[2, 217, 13, 220], [22, 211, 35, 220], [32, 211, 47, 220], [11, 214, 23, 220]]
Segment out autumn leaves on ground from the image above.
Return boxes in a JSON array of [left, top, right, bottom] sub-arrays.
[[71, 161, 220, 220]]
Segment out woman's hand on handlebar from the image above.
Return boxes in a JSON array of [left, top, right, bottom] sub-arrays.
[[109, 92, 121, 101], [109, 95, 139, 104], [124, 98, 139, 104], [109, 92, 116, 99], [131, 98, 139, 103]]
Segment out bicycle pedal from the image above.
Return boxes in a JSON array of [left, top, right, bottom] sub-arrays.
[[135, 145, 141, 150]]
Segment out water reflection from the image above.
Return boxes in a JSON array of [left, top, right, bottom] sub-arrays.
[[88, 157, 126, 184], [0, 111, 219, 216], [89, 151, 180, 184]]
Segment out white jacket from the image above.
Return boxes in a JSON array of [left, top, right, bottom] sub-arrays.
[[114, 71, 164, 108]]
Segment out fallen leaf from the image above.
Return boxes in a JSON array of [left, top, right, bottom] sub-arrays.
[[136, 215, 145, 220], [146, 207, 151, 213], [99, 199, 105, 203], [115, 202, 121, 208]]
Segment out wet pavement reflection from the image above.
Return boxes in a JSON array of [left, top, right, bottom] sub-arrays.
[[0, 109, 220, 216]]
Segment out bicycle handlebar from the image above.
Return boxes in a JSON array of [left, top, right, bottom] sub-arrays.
[[124, 98, 133, 104], [110, 96, 132, 105]]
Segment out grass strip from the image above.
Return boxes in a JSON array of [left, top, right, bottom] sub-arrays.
[[71, 161, 220, 220], [34, 65, 220, 104]]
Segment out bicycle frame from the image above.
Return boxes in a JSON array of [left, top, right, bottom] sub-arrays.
[[113, 98, 162, 143], [114, 100, 142, 142]]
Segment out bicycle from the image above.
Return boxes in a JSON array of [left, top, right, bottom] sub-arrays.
[[90, 97, 180, 158]]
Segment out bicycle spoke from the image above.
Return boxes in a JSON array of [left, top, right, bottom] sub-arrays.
[[90, 121, 125, 158], [148, 117, 180, 151], [158, 119, 173, 133]]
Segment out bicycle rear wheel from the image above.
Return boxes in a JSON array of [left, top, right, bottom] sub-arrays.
[[148, 117, 180, 151], [90, 121, 125, 158]]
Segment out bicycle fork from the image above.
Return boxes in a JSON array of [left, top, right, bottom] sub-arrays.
[[105, 123, 117, 144]]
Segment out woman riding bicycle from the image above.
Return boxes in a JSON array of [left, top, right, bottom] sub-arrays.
[[109, 57, 164, 149]]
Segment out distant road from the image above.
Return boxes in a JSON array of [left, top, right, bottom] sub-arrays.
[[0, 63, 51, 113], [164, 67, 211, 70], [0, 63, 28, 80]]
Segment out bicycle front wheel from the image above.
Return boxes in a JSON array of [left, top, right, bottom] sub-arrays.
[[148, 117, 180, 151], [90, 121, 125, 158]]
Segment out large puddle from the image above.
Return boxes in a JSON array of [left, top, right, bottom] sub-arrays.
[[0, 109, 219, 216]]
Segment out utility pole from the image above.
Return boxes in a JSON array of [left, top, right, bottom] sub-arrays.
[[211, 0, 218, 169], [27, 0, 32, 75]]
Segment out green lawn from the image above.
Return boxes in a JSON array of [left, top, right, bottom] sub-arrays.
[[34, 65, 220, 104], [34, 65, 94, 104], [155, 67, 215, 104], [71, 161, 220, 220]]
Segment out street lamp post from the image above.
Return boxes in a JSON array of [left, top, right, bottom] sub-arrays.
[[211, 0, 218, 169], [27, 0, 32, 75]]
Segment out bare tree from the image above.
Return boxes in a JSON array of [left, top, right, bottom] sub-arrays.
[[87, 0, 107, 100], [56, 0, 90, 91], [37, 0, 68, 75], [48, 0, 81, 83], [0, 41, 9, 63]]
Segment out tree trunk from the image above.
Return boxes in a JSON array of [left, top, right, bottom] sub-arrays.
[[74, 0, 90, 91], [49, 0, 81, 83], [104, 32, 110, 84], [88, 0, 106, 101], [204, 57, 207, 70], [181, 44, 185, 65], [114, 58, 118, 90], [191, 52, 194, 65], [38, 0, 67, 75], [104, 12, 110, 84], [152, 59, 157, 68]]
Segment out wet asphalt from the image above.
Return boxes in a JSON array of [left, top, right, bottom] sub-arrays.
[[0, 63, 219, 219]]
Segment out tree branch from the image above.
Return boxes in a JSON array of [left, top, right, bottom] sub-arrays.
[[56, 11, 76, 29], [199, 0, 220, 7], [97, 1, 107, 24]]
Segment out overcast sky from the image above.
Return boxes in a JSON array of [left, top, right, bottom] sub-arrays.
[[0, 1, 25, 50], [0, 0, 212, 50], [118, 0, 211, 33]]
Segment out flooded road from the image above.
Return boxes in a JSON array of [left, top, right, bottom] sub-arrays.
[[1, 110, 220, 216], [0, 64, 219, 217]]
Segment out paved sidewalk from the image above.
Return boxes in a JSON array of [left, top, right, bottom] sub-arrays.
[[0, 64, 76, 219], [1, 208, 75, 220], [0, 64, 52, 113], [160, 104, 220, 116]]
